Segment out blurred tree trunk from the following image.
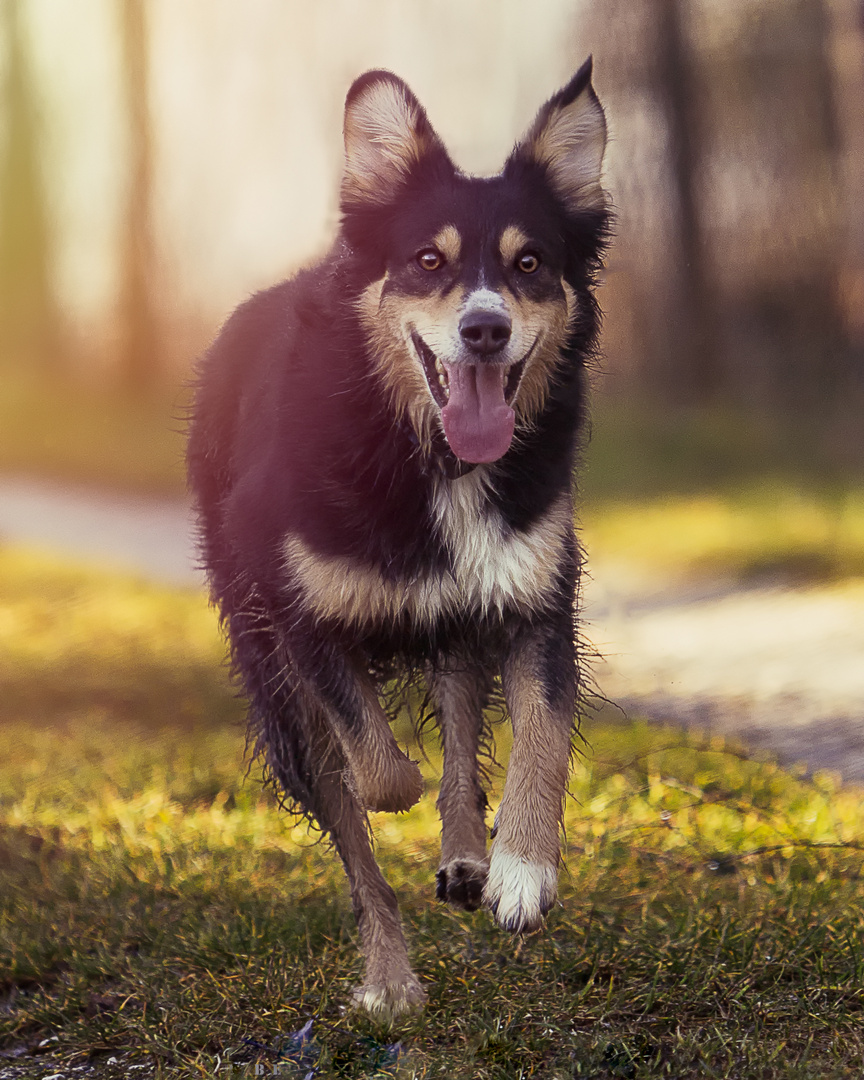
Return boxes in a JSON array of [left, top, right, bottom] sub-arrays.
[[654, 0, 719, 405], [794, 0, 861, 464], [785, 0, 847, 413], [743, 0, 847, 418], [118, 0, 159, 394], [0, 0, 59, 372]]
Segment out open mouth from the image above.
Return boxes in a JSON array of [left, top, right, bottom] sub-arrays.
[[410, 332, 537, 464], [412, 332, 451, 409], [410, 332, 533, 409]]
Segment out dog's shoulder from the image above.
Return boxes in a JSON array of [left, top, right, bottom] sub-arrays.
[[193, 249, 446, 579]]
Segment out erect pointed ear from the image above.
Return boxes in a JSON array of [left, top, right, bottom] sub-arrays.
[[341, 70, 449, 208], [507, 56, 608, 213]]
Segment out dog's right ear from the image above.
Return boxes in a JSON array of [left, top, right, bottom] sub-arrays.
[[342, 71, 448, 208], [506, 57, 607, 215]]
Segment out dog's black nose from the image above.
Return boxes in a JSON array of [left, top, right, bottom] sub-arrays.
[[459, 310, 512, 355]]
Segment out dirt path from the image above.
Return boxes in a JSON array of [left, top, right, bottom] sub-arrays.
[[0, 475, 199, 586], [583, 562, 864, 782], [3, 476, 863, 782]]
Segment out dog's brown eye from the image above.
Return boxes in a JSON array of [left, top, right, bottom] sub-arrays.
[[417, 248, 444, 271], [517, 253, 540, 274]]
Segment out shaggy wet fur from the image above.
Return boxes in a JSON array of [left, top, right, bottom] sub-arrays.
[[187, 58, 610, 1018]]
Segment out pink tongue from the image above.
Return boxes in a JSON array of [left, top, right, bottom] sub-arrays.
[[441, 363, 515, 463]]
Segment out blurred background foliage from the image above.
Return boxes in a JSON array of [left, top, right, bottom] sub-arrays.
[[0, 0, 861, 495]]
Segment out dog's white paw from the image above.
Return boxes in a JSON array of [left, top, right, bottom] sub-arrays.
[[483, 844, 557, 933], [351, 974, 427, 1021]]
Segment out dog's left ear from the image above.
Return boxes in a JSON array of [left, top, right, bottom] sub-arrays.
[[507, 56, 607, 213], [341, 70, 449, 208]]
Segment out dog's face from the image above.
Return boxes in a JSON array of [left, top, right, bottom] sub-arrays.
[[342, 62, 608, 465]]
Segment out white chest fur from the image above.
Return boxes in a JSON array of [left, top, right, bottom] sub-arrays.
[[283, 467, 571, 630], [431, 468, 570, 618]]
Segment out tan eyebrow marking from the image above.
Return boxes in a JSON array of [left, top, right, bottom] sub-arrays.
[[499, 225, 531, 265], [431, 224, 461, 263]]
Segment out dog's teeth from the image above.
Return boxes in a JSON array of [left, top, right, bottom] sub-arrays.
[[435, 359, 449, 399]]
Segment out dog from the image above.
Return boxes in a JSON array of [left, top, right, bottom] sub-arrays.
[[187, 58, 610, 1019]]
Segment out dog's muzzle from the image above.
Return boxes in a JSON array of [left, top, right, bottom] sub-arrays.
[[411, 330, 534, 465]]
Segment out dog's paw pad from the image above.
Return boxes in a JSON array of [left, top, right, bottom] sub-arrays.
[[435, 857, 488, 911], [482, 846, 557, 933]]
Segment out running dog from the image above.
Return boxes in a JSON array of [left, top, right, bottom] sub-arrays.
[[187, 58, 610, 1018]]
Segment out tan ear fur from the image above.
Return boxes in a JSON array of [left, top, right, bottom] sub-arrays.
[[342, 73, 434, 206], [518, 63, 608, 213]]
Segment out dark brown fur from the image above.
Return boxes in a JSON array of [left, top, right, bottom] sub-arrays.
[[187, 60, 610, 1018]]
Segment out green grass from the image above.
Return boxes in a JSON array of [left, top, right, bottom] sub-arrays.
[[2, 549, 864, 1078], [579, 402, 864, 584], [580, 402, 861, 502], [582, 484, 864, 584]]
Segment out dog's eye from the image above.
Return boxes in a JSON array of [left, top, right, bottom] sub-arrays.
[[517, 253, 541, 274], [417, 248, 444, 272]]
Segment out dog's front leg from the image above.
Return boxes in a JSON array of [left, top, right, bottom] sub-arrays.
[[483, 613, 577, 932], [292, 693, 426, 1018], [430, 661, 494, 910], [290, 628, 423, 814]]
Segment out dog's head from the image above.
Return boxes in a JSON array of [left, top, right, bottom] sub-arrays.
[[342, 61, 609, 466]]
